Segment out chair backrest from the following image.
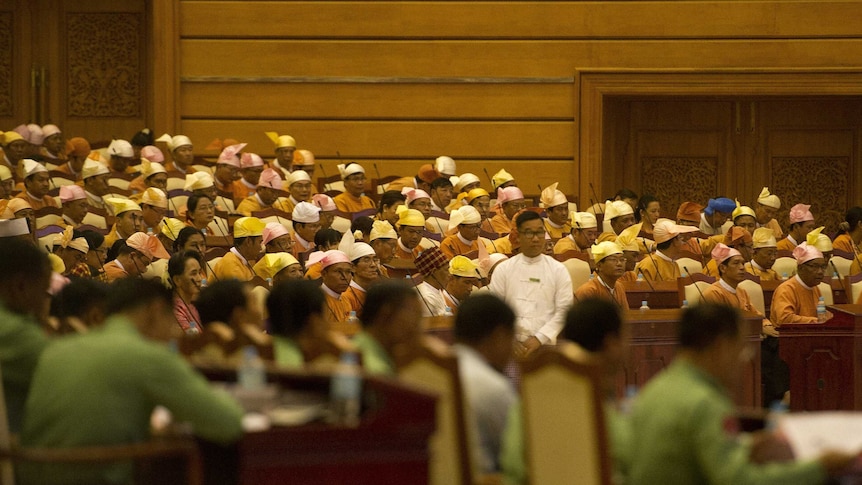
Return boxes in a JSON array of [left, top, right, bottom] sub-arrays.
[[772, 257, 798, 279], [675, 257, 703, 276], [562, 258, 592, 291], [520, 344, 612, 485], [830, 256, 853, 278], [738, 278, 766, 315], [107, 177, 131, 190], [49, 173, 77, 188], [207, 217, 231, 237], [845, 273, 862, 305], [817, 281, 833, 305], [330, 215, 351, 234], [398, 341, 473, 485], [676, 273, 716, 306], [166, 176, 186, 191], [81, 211, 109, 230]]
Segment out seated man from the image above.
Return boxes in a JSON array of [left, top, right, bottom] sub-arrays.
[[596, 200, 635, 243], [554, 211, 597, 255], [104, 198, 143, 248], [490, 186, 526, 235], [627, 303, 853, 484], [232, 152, 265, 204], [575, 241, 628, 309], [746, 227, 780, 281], [616, 222, 643, 282], [413, 246, 451, 317], [128, 158, 167, 196], [15, 159, 58, 210], [235, 168, 283, 216], [731, 203, 758, 236], [442, 256, 480, 312], [314, 250, 357, 335], [441, 205, 484, 259], [703, 243, 775, 337], [290, 201, 322, 258], [106, 139, 138, 175], [253, 252, 304, 286], [777, 203, 816, 252], [264, 131, 296, 176], [54, 137, 90, 179], [213, 142, 246, 198], [82, 160, 112, 212], [333, 162, 376, 213], [491, 168, 516, 191], [0, 239, 51, 434], [634, 219, 696, 282], [454, 293, 516, 474], [541, 183, 571, 240], [369, 220, 398, 269], [139, 187, 168, 234], [699, 197, 735, 235], [155, 133, 195, 174], [770, 242, 832, 325], [313, 193, 338, 230], [429, 176, 454, 213], [59, 185, 89, 229], [103, 232, 169, 282], [280, 169, 313, 214], [755, 186, 784, 239], [435, 155, 457, 179], [395, 208, 436, 261], [703, 226, 752, 278], [354, 280, 423, 375], [213, 217, 265, 281], [20, 279, 244, 485], [386, 163, 438, 193]]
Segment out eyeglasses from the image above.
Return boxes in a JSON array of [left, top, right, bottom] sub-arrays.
[[460, 223, 481, 231], [803, 262, 828, 271], [521, 230, 546, 240]]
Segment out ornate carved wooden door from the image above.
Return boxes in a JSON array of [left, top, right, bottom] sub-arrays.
[[0, 0, 149, 143]]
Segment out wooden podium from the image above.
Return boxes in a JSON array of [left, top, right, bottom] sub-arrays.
[[779, 304, 862, 412]]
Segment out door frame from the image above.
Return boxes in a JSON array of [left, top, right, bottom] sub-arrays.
[[576, 68, 862, 201]]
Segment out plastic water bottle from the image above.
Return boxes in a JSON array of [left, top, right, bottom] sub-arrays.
[[200, 278, 208, 288], [146, 226, 154, 236], [346, 311, 359, 326], [443, 306, 454, 316], [589, 273, 595, 280], [637, 272, 644, 282], [767, 400, 789, 430], [238, 345, 266, 390], [817, 296, 827, 320], [639, 300, 650, 311], [782, 272, 789, 280], [620, 385, 638, 415], [681, 299, 689, 308], [330, 352, 362, 427], [266, 277, 273, 288]]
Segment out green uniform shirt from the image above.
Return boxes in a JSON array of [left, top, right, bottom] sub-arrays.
[[20, 316, 244, 484], [628, 359, 825, 485], [353, 331, 395, 376], [272, 335, 304, 368], [0, 301, 48, 434]]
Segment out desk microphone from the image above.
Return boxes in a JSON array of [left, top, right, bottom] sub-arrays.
[[683, 266, 707, 302], [830, 260, 844, 286], [636, 267, 654, 307], [646, 251, 663, 281], [407, 274, 435, 315], [588, 183, 603, 215], [482, 168, 494, 189]]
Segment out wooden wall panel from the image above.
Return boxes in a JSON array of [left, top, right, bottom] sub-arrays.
[[180, 39, 862, 78], [181, 83, 574, 119], [180, 1, 862, 39]]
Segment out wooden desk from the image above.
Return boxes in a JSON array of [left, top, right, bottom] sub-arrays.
[[198, 367, 437, 485], [778, 304, 862, 412], [622, 309, 762, 407]]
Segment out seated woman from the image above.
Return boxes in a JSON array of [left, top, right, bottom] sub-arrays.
[[267, 279, 353, 368], [168, 250, 205, 336], [185, 194, 228, 236]]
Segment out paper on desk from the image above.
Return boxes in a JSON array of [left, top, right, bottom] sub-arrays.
[[779, 412, 862, 460]]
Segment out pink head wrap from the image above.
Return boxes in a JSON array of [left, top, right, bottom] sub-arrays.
[[313, 193, 337, 211], [217, 143, 247, 167], [792, 242, 823, 265], [126, 232, 170, 260], [140, 145, 164, 163], [789, 203, 814, 224], [495, 186, 525, 208], [59, 185, 87, 203], [402, 187, 431, 205], [241, 152, 264, 168], [319, 250, 351, 270], [711, 243, 742, 265], [262, 222, 289, 246], [257, 168, 283, 189]]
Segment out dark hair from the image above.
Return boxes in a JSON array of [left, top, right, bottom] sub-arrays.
[[431, 177, 453, 190], [562, 298, 622, 352], [267, 280, 325, 338], [515, 210, 542, 230], [615, 188, 638, 201], [379, 190, 406, 213], [838, 207, 862, 235], [80, 230, 105, 253], [314, 228, 342, 248], [0, 238, 51, 284], [361, 281, 417, 327], [167, 250, 203, 286], [105, 278, 172, 316], [657, 239, 674, 251], [173, 226, 205, 253], [185, 194, 213, 220], [106, 238, 135, 263], [678, 303, 741, 350], [196, 279, 248, 326], [130, 128, 154, 147], [454, 294, 515, 344], [51, 277, 109, 320], [635, 194, 659, 223], [351, 216, 374, 238]]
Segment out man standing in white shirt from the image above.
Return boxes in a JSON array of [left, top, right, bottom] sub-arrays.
[[489, 211, 573, 357]]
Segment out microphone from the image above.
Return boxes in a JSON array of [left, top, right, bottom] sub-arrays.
[[318, 163, 332, 192], [637, 267, 656, 291], [645, 251, 663, 281], [373, 163, 382, 181], [407, 274, 435, 315], [830, 260, 843, 285], [683, 266, 707, 302], [482, 168, 494, 189], [588, 183, 604, 215]]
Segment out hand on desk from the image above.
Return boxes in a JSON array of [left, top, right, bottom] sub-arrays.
[[515, 337, 541, 358], [762, 322, 780, 338], [749, 430, 794, 464], [817, 311, 834, 323]]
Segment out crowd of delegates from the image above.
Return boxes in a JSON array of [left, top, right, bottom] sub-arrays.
[[2, 123, 862, 483]]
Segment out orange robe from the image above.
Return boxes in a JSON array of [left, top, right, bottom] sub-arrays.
[[485, 236, 513, 255], [776, 236, 799, 252], [15, 191, 58, 210], [164, 161, 198, 174], [385, 176, 415, 193], [770, 276, 821, 325], [832, 233, 859, 255], [236, 195, 266, 217], [596, 232, 617, 243], [543, 218, 571, 241], [761, 218, 784, 240], [333, 193, 375, 214], [323, 287, 357, 336], [290, 233, 314, 260], [53, 163, 81, 180], [553, 235, 583, 255], [212, 251, 255, 282], [745, 262, 780, 281], [440, 234, 478, 259], [619, 271, 637, 283], [275, 197, 301, 215], [102, 260, 129, 282], [232, 179, 256, 206], [304, 262, 323, 280], [395, 239, 423, 261], [128, 175, 147, 194], [489, 213, 514, 235], [702, 280, 763, 317], [703, 259, 719, 278], [342, 284, 367, 313], [574, 275, 628, 309], [634, 252, 680, 282]]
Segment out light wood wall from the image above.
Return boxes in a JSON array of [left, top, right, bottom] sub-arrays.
[[166, 1, 862, 202]]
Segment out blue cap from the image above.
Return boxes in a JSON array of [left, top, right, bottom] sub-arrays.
[[705, 197, 735, 215]]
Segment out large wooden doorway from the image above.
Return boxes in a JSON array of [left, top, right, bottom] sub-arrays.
[[0, 0, 150, 142]]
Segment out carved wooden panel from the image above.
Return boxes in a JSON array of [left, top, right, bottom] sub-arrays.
[[66, 12, 142, 117], [772, 157, 848, 235], [641, 157, 718, 214], [0, 11, 12, 117]]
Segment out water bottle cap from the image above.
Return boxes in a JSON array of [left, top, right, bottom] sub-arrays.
[[641, 300, 647, 306], [349, 310, 357, 317], [243, 345, 259, 358], [339, 351, 359, 365]]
